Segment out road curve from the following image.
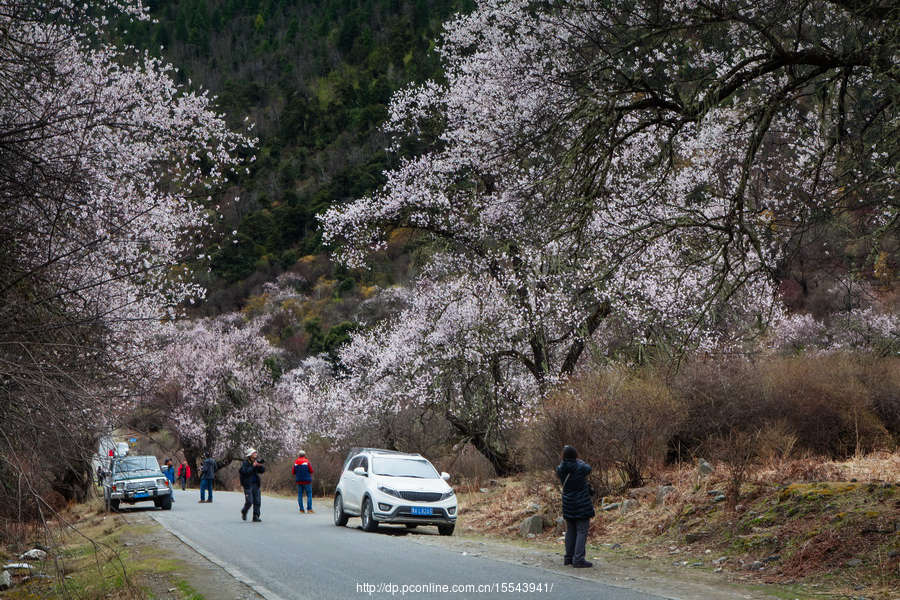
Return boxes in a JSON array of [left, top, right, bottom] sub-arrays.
[[149, 488, 667, 600]]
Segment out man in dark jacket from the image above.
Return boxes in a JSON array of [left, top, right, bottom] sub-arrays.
[[556, 445, 595, 568], [240, 448, 266, 522], [292, 450, 315, 513], [199, 453, 216, 503]]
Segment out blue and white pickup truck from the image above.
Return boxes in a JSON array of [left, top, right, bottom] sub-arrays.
[[102, 455, 172, 511]]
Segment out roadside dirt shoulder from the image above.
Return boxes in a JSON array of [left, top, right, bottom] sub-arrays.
[[123, 512, 262, 600], [410, 533, 784, 600]]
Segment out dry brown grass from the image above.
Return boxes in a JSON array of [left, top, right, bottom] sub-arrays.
[[456, 453, 900, 599]]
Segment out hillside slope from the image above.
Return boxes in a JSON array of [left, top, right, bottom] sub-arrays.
[[457, 454, 900, 599]]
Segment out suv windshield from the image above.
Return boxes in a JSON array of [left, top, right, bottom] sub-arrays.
[[113, 456, 161, 476], [372, 457, 439, 478]]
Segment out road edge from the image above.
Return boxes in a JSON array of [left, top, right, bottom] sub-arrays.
[[149, 512, 290, 600]]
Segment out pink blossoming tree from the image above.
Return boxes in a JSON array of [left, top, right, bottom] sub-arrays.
[[309, 0, 897, 473], [0, 0, 253, 504]]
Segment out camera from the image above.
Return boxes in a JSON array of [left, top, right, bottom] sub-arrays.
[[255, 458, 265, 464]]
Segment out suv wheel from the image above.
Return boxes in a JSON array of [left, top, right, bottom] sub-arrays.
[[333, 494, 349, 526], [360, 497, 378, 532], [159, 494, 173, 510], [438, 524, 455, 536]]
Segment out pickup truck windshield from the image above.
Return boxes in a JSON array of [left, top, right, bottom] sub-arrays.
[[114, 456, 161, 475]]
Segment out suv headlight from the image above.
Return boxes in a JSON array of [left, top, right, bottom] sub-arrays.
[[441, 489, 456, 501], [377, 484, 402, 499], [114, 482, 124, 491], [156, 479, 168, 487]]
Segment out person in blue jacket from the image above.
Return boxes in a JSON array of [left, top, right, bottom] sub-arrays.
[[556, 445, 595, 568], [162, 458, 176, 503]]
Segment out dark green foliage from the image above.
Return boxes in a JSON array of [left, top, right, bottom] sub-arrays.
[[123, 0, 470, 308]]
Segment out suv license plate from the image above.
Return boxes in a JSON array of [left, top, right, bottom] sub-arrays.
[[411, 507, 432, 516], [135, 492, 149, 498]]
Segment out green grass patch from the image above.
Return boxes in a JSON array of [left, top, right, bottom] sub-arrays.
[[175, 579, 205, 600]]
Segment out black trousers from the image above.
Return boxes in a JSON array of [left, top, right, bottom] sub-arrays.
[[242, 483, 261, 518], [564, 518, 590, 563]]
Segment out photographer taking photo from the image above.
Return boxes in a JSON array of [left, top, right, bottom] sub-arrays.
[[239, 448, 266, 522]]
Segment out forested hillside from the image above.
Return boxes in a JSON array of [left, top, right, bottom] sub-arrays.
[[121, 0, 474, 311]]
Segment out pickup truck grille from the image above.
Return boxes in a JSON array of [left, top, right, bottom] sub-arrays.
[[398, 491, 442, 503], [125, 482, 154, 491]]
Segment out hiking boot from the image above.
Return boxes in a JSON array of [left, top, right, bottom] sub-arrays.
[[573, 560, 593, 568], [241, 511, 247, 521], [307, 509, 314, 514], [563, 557, 573, 566], [299, 509, 305, 513], [252, 517, 262, 522]]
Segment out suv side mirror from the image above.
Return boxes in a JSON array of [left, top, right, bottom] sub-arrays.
[[353, 466, 367, 477], [441, 472, 450, 481]]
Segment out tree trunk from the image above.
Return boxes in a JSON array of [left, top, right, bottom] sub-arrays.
[[184, 447, 202, 486], [445, 413, 520, 477]]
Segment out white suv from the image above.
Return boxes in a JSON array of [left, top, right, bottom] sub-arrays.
[[333, 449, 457, 535]]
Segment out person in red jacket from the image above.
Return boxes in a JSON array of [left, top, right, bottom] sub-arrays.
[[292, 450, 315, 513], [176, 460, 191, 490]]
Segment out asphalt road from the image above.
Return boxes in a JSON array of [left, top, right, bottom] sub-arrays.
[[149, 488, 670, 600]]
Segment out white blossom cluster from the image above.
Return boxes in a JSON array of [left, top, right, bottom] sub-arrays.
[[1, 0, 254, 367], [770, 309, 899, 355], [160, 315, 294, 459]]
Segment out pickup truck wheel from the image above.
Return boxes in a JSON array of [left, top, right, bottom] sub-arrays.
[[360, 497, 378, 532], [104, 489, 118, 512]]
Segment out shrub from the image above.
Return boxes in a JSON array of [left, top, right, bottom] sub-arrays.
[[669, 356, 768, 461], [762, 354, 889, 457], [518, 368, 677, 491], [864, 358, 900, 444], [671, 354, 895, 461], [710, 429, 760, 511]]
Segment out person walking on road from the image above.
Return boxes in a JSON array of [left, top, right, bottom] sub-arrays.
[[292, 450, 315, 513], [199, 453, 216, 503], [240, 448, 266, 522], [163, 458, 176, 503], [557, 445, 595, 568], [176, 460, 191, 490]]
